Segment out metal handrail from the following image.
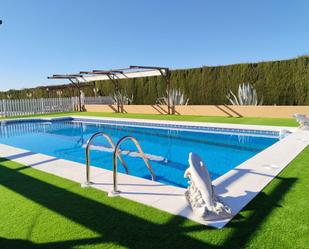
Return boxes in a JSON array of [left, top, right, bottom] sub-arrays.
[[110, 136, 156, 196], [82, 132, 128, 187]]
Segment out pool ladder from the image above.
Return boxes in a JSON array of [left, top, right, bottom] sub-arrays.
[[81, 132, 156, 196]]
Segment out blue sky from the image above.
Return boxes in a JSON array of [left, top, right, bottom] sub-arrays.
[[0, 0, 308, 91]]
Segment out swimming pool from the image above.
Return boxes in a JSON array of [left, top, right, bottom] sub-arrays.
[[0, 117, 280, 188]]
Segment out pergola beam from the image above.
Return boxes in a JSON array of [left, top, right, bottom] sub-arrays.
[[130, 65, 169, 72]]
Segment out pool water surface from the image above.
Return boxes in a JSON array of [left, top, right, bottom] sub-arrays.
[[0, 118, 279, 188]]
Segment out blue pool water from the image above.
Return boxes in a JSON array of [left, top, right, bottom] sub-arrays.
[[0, 118, 279, 188]]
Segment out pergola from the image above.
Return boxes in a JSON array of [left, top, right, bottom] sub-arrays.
[[47, 74, 87, 111], [48, 65, 172, 114]]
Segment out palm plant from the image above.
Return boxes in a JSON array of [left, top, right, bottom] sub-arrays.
[[226, 83, 263, 105]]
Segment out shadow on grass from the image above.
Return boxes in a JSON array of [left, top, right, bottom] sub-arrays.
[[0, 157, 297, 249], [221, 175, 297, 248]]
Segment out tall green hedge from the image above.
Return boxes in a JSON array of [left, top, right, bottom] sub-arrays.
[[1, 56, 308, 105]]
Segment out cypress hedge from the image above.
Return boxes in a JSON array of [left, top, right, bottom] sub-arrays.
[[1, 56, 308, 105]]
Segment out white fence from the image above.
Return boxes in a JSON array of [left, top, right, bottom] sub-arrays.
[[84, 96, 115, 105], [0, 97, 79, 117]]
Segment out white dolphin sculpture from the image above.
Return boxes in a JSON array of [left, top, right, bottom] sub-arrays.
[[184, 153, 231, 220], [293, 113, 309, 130]]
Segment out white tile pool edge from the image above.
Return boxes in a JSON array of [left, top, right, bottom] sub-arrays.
[[1, 114, 298, 132], [0, 116, 308, 229]]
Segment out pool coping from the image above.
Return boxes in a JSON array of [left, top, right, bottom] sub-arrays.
[[1, 115, 308, 229]]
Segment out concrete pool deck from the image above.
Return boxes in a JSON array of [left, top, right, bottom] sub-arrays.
[[1, 116, 309, 228]]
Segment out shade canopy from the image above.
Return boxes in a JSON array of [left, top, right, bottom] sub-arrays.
[[47, 65, 172, 114], [78, 69, 162, 82]]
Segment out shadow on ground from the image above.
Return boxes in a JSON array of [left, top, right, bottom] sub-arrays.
[[0, 157, 297, 249]]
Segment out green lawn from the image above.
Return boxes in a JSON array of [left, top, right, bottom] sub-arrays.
[[0, 146, 308, 249], [1, 111, 298, 127]]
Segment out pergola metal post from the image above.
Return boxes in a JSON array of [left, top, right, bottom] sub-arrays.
[[106, 73, 121, 113], [165, 69, 172, 115], [158, 68, 171, 115], [68, 78, 82, 112]]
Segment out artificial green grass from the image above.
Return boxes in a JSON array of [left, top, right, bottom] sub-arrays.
[[1, 111, 298, 127], [1, 147, 308, 248]]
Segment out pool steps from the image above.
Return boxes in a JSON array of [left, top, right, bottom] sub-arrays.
[[82, 132, 156, 197], [82, 131, 128, 187]]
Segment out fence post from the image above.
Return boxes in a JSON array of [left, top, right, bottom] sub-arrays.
[[3, 99, 6, 117], [71, 97, 75, 111], [7, 99, 10, 117], [41, 98, 44, 114], [12, 99, 16, 117]]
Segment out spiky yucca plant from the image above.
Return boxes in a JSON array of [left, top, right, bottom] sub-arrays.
[[156, 88, 189, 106], [226, 83, 263, 105]]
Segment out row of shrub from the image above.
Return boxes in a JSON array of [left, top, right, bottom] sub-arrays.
[[1, 56, 308, 105]]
